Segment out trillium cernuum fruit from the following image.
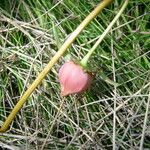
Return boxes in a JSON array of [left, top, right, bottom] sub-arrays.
[[58, 61, 93, 96]]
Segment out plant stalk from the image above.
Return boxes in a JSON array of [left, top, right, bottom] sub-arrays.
[[80, 0, 129, 67]]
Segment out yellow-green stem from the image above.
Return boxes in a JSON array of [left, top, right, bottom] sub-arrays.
[[0, 0, 113, 133], [80, 0, 129, 67]]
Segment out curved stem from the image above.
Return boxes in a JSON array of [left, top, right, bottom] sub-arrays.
[[80, 0, 129, 67], [0, 0, 113, 133]]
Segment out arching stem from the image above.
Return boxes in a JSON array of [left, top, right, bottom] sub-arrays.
[[0, 0, 113, 133]]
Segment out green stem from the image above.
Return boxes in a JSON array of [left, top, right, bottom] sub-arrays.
[[0, 0, 113, 133], [80, 0, 129, 67]]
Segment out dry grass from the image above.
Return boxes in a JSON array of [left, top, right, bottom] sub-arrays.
[[0, 0, 150, 149]]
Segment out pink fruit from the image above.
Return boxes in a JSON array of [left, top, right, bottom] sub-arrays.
[[58, 61, 93, 96]]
